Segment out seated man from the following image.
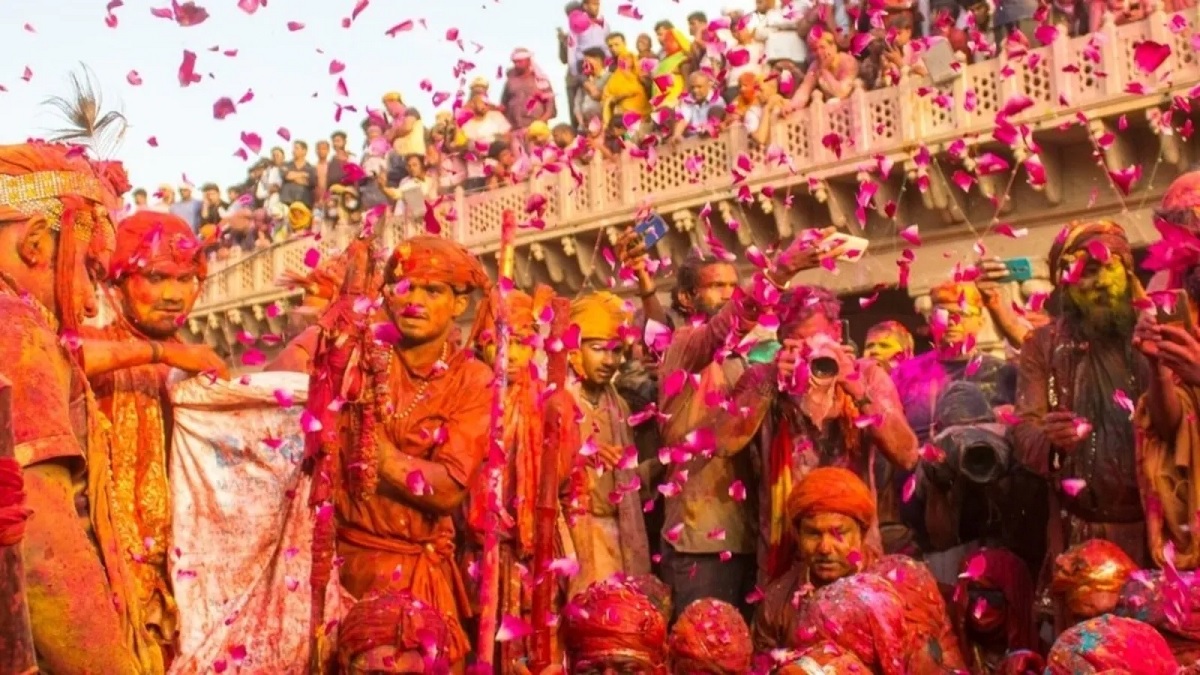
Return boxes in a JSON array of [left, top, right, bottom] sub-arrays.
[[561, 576, 668, 674], [789, 573, 910, 674], [337, 590, 450, 673], [1050, 538, 1137, 629], [867, 554, 967, 671], [668, 599, 752, 674], [952, 548, 1042, 674], [1046, 615, 1178, 674], [752, 467, 878, 651], [1117, 569, 1200, 664]]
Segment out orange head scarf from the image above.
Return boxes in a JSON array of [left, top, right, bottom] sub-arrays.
[[110, 210, 206, 282], [1046, 615, 1178, 675], [563, 577, 668, 668], [786, 466, 876, 531], [0, 141, 119, 332], [386, 235, 493, 346], [570, 291, 630, 342], [668, 599, 752, 674], [1051, 539, 1137, 609], [338, 590, 451, 672]]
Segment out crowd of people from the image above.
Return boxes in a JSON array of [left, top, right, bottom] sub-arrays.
[[9, 119, 1200, 674], [136, 0, 1178, 261]]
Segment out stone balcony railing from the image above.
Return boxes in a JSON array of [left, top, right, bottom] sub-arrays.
[[192, 9, 1200, 317]]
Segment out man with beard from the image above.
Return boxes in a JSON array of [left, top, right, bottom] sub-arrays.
[[1011, 220, 1152, 584], [80, 210, 227, 658], [656, 233, 842, 620], [713, 285, 917, 580], [752, 467, 881, 650]]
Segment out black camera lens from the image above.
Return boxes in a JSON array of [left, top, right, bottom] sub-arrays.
[[810, 356, 839, 379]]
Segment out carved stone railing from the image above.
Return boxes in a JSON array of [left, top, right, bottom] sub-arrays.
[[192, 9, 1199, 317]]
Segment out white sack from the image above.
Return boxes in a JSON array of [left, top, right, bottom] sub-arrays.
[[168, 372, 338, 674]]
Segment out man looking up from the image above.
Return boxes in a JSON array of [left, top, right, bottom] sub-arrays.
[[332, 236, 493, 670], [1012, 220, 1152, 568], [81, 210, 227, 656]]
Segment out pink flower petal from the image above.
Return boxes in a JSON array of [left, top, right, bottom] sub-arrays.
[[1133, 40, 1172, 75]]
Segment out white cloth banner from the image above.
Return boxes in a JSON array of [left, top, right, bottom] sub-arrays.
[[168, 372, 339, 674]]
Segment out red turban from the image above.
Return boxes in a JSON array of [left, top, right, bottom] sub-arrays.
[[786, 466, 876, 529], [1051, 539, 1137, 598], [337, 591, 451, 671], [563, 577, 668, 667], [954, 548, 1037, 656], [1161, 170, 1200, 219], [0, 457, 31, 547], [669, 599, 752, 674], [792, 573, 909, 675], [110, 211, 206, 282], [1046, 615, 1178, 675], [868, 555, 966, 670]]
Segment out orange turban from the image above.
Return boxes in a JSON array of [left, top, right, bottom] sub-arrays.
[[668, 599, 752, 674], [110, 211, 206, 282], [570, 291, 630, 341], [337, 591, 451, 672], [1051, 539, 1137, 598], [786, 466, 876, 529], [929, 281, 983, 309], [783, 641, 869, 674], [385, 235, 490, 293], [563, 577, 668, 667], [627, 574, 672, 623]]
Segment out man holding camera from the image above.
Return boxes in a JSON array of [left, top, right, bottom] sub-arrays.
[[712, 285, 918, 585]]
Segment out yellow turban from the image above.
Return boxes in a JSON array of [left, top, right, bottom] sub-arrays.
[[571, 291, 629, 341]]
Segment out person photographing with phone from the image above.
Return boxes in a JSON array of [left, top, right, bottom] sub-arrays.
[[1135, 267, 1200, 571], [709, 284, 919, 586]]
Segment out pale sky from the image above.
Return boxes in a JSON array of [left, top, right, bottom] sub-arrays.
[[1, 0, 734, 193]]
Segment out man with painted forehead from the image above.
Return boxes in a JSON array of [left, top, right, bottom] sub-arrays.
[[331, 235, 494, 670]]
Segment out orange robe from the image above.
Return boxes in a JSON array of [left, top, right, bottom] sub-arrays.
[[334, 347, 492, 666], [1, 287, 162, 673], [81, 317, 178, 650]]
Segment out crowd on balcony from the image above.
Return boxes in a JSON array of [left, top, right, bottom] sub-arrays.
[[128, 0, 1189, 261]]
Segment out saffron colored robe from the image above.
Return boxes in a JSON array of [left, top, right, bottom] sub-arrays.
[[334, 347, 492, 666], [1, 288, 163, 674], [82, 316, 178, 650]]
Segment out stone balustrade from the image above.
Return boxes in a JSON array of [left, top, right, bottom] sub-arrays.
[[192, 9, 1199, 319]]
